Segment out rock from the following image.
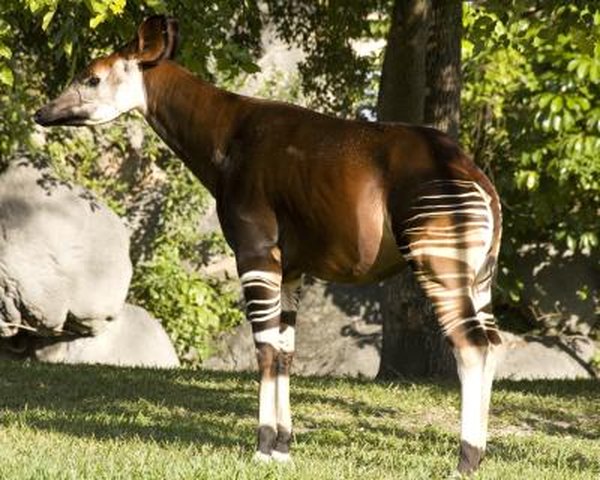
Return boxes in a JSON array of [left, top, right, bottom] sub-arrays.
[[32, 304, 179, 368], [203, 278, 382, 378], [204, 281, 597, 379], [0, 158, 132, 337], [495, 331, 596, 380], [514, 243, 599, 335]]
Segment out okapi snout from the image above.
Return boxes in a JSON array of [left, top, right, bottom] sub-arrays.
[[34, 89, 88, 127]]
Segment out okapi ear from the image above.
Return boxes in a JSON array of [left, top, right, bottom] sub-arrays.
[[135, 15, 179, 65]]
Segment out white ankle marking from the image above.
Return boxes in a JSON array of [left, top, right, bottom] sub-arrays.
[[253, 451, 272, 463], [271, 450, 292, 463]]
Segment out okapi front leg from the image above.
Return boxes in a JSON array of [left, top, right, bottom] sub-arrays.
[[240, 269, 282, 460], [272, 278, 302, 462]]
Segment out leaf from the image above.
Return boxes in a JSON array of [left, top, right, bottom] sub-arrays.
[[526, 171, 538, 190], [567, 58, 579, 72], [109, 0, 126, 15], [589, 61, 600, 83], [578, 97, 591, 111], [42, 8, 56, 31], [242, 62, 261, 74], [145, 0, 167, 11], [0, 64, 13, 87], [0, 43, 11, 59], [552, 114, 562, 131], [538, 92, 554, 109], [550, 96, 563, 113], [63, 41, 73, 58], [89, 13, 106, 29], [576, 59, 590, 79], [566, 235, 577, 252]]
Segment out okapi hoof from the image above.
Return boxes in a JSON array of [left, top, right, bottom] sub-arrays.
[[256, 425, 277, 458], [456, 441, 484, 476], [272, 425, 292, 460]]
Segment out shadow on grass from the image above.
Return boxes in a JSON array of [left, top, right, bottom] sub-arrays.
[[0, 362, 259, 449], [0, 360, 598, 454], [492, 379, 600, 441]]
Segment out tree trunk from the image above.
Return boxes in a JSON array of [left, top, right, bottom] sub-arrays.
[[424, 0, 462, 139], [379, 270, 457, 379], [377, 0, 430, 124], [377, 0, 463, 379]]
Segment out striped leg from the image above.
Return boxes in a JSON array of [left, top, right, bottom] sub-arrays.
[[240, 269, 282, 461], [397, 180, 501, 475], [272, 278, 302, 462]]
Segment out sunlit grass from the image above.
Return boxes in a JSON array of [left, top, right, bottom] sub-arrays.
[[0, 361, 598, 479]]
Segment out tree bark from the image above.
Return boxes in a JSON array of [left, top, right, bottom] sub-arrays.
[[377, 0, 463, 379], [424, 0, 463, 139], [377, 0, 430, 123]]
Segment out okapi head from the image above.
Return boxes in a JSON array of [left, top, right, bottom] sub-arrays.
[[34, 15, 178, 127]]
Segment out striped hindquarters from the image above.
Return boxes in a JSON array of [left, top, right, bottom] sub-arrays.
[[398, 179, 501, 347]]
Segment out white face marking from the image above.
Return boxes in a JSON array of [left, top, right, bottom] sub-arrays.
[[81, 59, 147, 123], [43, 58, 148, 126]]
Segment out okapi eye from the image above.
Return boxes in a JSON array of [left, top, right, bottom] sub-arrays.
[[86, 76, 100, 87]]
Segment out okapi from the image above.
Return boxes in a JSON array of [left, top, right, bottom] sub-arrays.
[[34, 15, 502, 475]]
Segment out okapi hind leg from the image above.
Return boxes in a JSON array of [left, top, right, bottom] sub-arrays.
[[394, 179, 502, 475], [454, 344, 490, 474]]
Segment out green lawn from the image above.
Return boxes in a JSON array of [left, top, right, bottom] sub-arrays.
[[0, 361, 598, 479]]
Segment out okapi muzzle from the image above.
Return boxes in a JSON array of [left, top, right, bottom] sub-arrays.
[[34, 87, 91, 126], [35, 14, 503, 476]]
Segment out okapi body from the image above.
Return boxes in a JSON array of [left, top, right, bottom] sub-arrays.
[[34, 15, 502, 475]]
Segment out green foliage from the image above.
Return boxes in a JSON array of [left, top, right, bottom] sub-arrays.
[[32, 122, 130, 215], [461, 1, 600, 332], [0, 1, 254, 364], [266, 0, 390, 115], [1, 0, 262, 98], [129, 241, 243, 364], [128, 157, 243, 364]]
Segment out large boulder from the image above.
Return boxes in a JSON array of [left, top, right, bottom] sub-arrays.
[[203, 278, 382, 378], [32, 304, 180, 368], [495, 332, 596, 380], [0, 158, 132, 337], [204, 281, 596, 380], [513, 243, 599, 336]]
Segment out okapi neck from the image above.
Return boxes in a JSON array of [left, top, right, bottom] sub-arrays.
[[142, 61, 241, 196]]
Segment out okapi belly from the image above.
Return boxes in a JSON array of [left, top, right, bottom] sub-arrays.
[[302, 217, 406, 285]]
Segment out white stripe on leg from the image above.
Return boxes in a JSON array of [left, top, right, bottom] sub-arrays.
[[480, 345, 497, 450], [455, 346, 486, 449], [274, 372, 292, 463], [253, 327, 280, 348], [259, 376, 277, 430]]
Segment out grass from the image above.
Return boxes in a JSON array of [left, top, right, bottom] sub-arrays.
[[0, 361, 598, 479]]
